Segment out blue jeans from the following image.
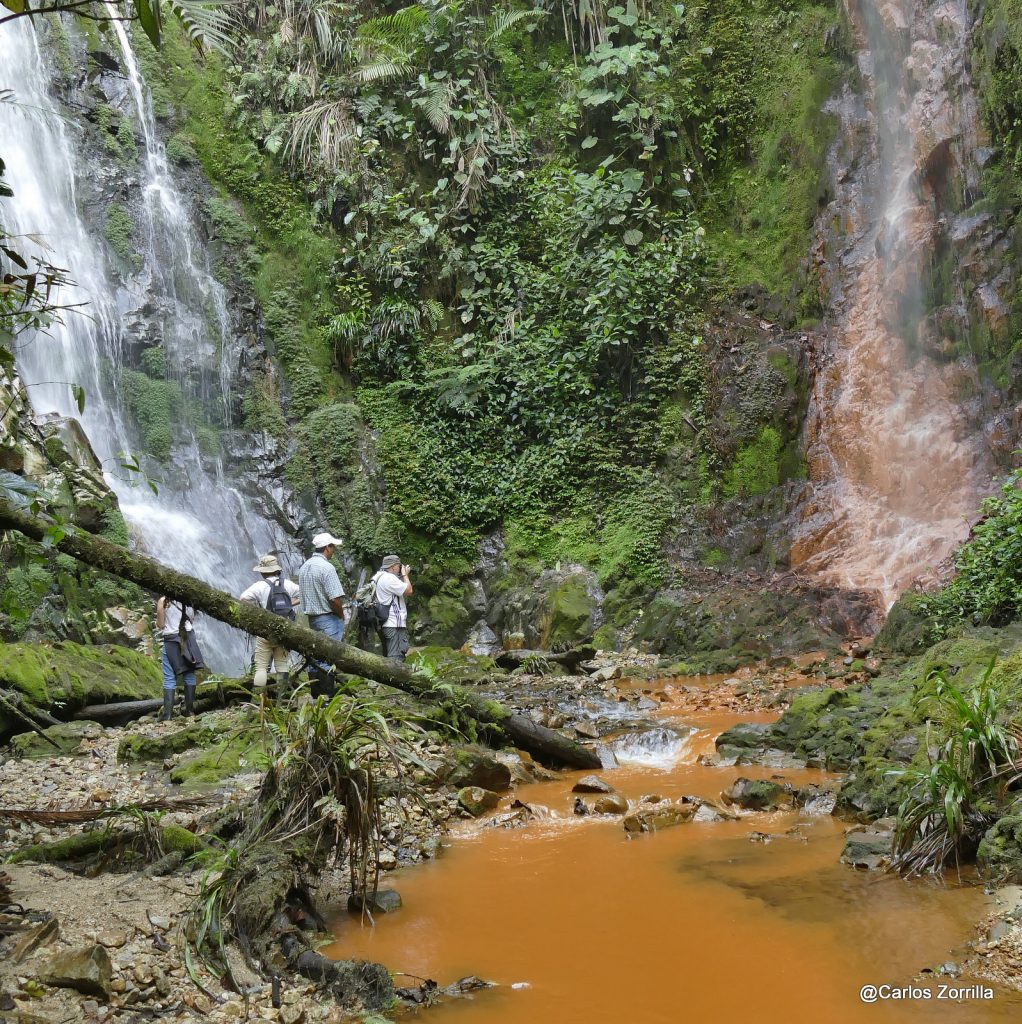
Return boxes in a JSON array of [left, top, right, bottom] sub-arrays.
[[308, 613, 346, 643], [162, 643, 196, 692], [308, 612, 346, 678]]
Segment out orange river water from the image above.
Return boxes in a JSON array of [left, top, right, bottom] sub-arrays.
[[324, 704, 1022, 1024]]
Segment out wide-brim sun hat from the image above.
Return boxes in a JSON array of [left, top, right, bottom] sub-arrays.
[[253, 554, 282, 574], [312, 531, 343, 549], [381, 554, 401, 569]]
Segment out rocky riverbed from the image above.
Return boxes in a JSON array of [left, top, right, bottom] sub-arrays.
[[3, 636, 1022, 1023]]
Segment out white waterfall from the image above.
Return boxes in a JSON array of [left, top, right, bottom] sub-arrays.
[[0, 17, 295, 672]]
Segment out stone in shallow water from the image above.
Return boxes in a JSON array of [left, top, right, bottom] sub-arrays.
[[593, 793, 629, 815], [457, 786, 500, 817], [623, 802, 696, 834], [720, 777, 793, 811], [348, 889, 402, 915], [572, 775, 613, 794], [840, 829, 893, 871]]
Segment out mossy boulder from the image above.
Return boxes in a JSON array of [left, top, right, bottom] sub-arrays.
[[978, 814, 1022, 883], [439, 746, 512, 792], [169, 736, 268, 787], [408, 646, 498, 684], [720, 777, 792, 811], [0, 641, 160, 734], [10, 721, 103, 759], [117, 723, 215, 763], [875, 591, 936, 655]]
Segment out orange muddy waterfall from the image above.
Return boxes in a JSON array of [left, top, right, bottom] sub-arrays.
[[791, 0, 995, 606]]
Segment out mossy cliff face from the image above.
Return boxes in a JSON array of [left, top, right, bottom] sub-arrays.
[[0, 369, 149, 648], [93, 1, 851, 657]]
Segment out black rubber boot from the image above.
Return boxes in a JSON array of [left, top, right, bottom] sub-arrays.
[[160, 689, 174, 721], [184, 681, 196, 717]]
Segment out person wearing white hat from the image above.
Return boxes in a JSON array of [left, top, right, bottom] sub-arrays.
[[298, 531, 348, 695], [239, 554, 300, 698]]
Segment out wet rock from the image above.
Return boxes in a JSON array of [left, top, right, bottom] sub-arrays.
[[571, 775, 613, 794], [573, 721, 600, 740], [573, 797, 588, 816], [461, 620, 501, 657], [720, 777, 793, 811], [457, 787, 500, 817], [592, 793, 629, 815], [714, 721, 775, 760], [589, 665, 621, 683], [840, 828, 893, 871], [623, 802, 696, 834], [795, 783, 838, 816], [594, 743, 619, 769], [348, 890, 402, 915], [440, 747, 512, 793], [40, 943, 112, 997], [693, 802, 738, 823]]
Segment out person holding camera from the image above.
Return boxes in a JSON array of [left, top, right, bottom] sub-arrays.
[[373, 554, 413, 660]]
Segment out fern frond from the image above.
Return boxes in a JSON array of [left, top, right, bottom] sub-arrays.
[[485, 6, 546, 45], [420, 80, 453, 134], [353, 59, 414, 84]]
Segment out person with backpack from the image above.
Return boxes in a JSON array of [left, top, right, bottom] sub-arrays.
[[156, 596, 205, 720], [372, 554, 413, 660], [239, 554, 300, 699]]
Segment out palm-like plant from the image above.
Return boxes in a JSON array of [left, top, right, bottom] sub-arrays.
[[892, 661, 1022, 876]]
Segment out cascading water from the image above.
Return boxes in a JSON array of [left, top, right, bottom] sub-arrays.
[[0, 18, 295, 671], [790, 0, 994, 607]]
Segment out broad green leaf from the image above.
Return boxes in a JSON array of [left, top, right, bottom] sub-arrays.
[[0, 0, 27, 13], [581, 136, 598, 149], [136, 0, 163, 49]]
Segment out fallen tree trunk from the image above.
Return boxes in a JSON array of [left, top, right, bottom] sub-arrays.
[[73, 689, 236, 724], [0, 498, 599, 769], [72, 697, 162, 722]]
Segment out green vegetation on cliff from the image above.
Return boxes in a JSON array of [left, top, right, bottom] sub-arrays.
[[139, 0, 843, 603]]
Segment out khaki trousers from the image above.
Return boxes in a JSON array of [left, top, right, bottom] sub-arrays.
[[253, 635, 288, 689]]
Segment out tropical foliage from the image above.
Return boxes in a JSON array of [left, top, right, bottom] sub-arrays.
[[893, 663, 1022, 875]]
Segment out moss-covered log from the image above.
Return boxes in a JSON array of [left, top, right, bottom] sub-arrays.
[[0, 498, 599, 769], [7, 823, 206, 865]]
